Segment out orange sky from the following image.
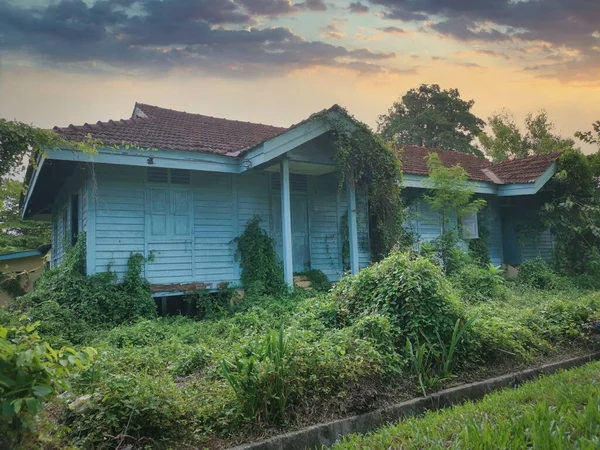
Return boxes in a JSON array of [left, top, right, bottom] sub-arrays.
[[1, 0, 599, 154]]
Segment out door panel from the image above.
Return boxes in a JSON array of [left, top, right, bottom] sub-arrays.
[[272, 195, 310, 272]]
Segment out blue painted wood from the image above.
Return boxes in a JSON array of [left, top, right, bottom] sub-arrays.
[[280, 157, 294, 286], [403, 173, 498, 195], [346, 179, 359, 275], [21, 156, 45, 220]]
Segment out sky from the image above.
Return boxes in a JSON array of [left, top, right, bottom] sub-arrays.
[[0, 0, 599, 154]]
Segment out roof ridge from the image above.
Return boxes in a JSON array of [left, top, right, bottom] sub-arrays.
[[491, 151, 561, 168], [135, 102, 288, 130]]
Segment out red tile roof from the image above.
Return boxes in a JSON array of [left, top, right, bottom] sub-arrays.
[[54, 103, 288, 156], [53, 103, 560, 185], [488, 152, 562, 184], [399, 145, 560, 184]]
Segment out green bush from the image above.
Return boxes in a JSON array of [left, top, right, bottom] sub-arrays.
[[332, 251, 463, 346], [234, 216, 285, 295], [18, 241, 156, 335], [451, 263, 509, 303], [64, 373, 194, 449], [517, 257, 563, 290], [0, 322, 96, 446], [296, 269, 332, 293]]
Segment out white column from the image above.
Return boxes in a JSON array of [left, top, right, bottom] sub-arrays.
[[280, 156, 294, 287], [346, 178, 360, 275]]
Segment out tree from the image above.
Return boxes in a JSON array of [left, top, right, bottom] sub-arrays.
[[541, 149, 600, 275], [377, 84, 485, 157], [479, 110, 577, 162], [575, 120, 600, 149], [0, 119, 66, 182], [423, 153, 486, 272], [0, 180, 51, 253]]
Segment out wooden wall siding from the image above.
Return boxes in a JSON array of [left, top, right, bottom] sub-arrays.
[[520, 229, 554, 262], [50, 168, 88, 268], [193, 172, 238, 285], [94, 165, 146, 277], [482, 198, 504, 267], [308, 175, 343, 280]]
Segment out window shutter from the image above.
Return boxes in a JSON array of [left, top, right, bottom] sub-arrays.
[[462, 211, 479, 239]]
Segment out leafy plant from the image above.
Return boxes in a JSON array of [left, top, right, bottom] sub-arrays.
[[437, 316, 478, 377], [333, 251, 462, 346], [221, 326, 290, 425], [0, 321, 96, 445], [423, 152, 486, 273], [15, 239, 157, 337], [295, 269, 332, 292], [452, 263, 508, 303], [517, 257, 562, 290], [324, 108, 405, 260], [234, 216, 285, 295], [404, 338, 437, 396]]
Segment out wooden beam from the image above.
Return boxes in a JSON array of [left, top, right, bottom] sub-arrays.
[[280, 156, 294, 287], [346, 179, 360, 275]]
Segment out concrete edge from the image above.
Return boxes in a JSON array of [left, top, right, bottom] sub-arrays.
[[230, 352, 600, 450]]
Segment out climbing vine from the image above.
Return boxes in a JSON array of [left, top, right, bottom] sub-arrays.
[[322, 107, 405, 261], [233, 216, 284, 294]]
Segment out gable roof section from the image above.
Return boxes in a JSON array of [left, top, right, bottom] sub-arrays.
[[489, 152, 561, 184], [54, 103, 288, 156], [400, 145, 560, 185]]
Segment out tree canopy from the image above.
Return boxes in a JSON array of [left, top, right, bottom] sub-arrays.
[[377, 84, 485, 157], [0, 119, 67, 182], [479, 110, 577, 162], [0, 180, 51, 253]]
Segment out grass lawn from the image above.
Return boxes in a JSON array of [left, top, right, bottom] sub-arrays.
[[328, 360, 600, 449]]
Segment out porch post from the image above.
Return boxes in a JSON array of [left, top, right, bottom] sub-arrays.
[[346, 178, 360, 275], [280, 156, 294, 287]]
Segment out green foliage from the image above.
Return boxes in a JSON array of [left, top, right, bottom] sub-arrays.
[[0, 321, 95, 445], [329, 360, 600, 450], [185, 283, 237, 319], [405, 316, 477, 396], [423, 153, 486, 272], [576, 120, 600, 149], [295, 269, 332, 292], [452, 263, 508, 303], [468, 219, 490, 267], [64, 372, 194, 449], [324, 108, 405, 260], [0, 120, 68, 181], [378, 84, 485, 157], [480, 109, 577, 162], [333, 251, 462, 345], [15, 238, 156, 339], [541, 149, 600, 275], [221, 326, 290, 425], [234, 216, 285, 294], [517, 257, 562, 290], [0, 180, 50, 254]]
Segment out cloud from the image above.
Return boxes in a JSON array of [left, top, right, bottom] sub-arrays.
[[368, 0, 600, 81], [0, 0, 405, 78], [430, 18, 511, 42], [296, 0, 327, 11], [378, 26, 406, 35], [348, 2, 369, 14]]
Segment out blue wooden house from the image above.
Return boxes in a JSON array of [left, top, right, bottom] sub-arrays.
[[22, 104, 560, 296]]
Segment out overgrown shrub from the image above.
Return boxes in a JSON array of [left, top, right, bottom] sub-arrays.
[[0, 322, 95, 446], [451, 263, 509, 303], [64, 373, 194, 449], [517, 257, 563, 290], [295, 269, 332, 292], [15, 240, 156, 340], [332, 251, 463, 346], [185, 283, 237, 319], [234, 216, 285, 295]]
